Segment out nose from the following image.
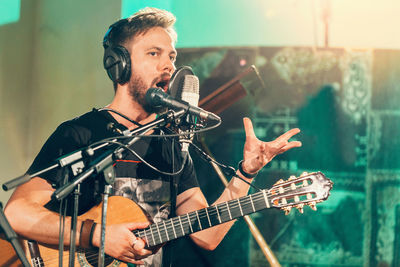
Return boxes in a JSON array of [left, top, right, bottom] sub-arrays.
[[160, 55, 175, 75]]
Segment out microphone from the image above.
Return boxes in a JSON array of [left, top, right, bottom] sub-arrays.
[[145, 88, 221, 123], [179, 74, 200, 151], [167, 66, 201, 152]]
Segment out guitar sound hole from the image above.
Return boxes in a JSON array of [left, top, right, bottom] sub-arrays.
[[77, 248, 115, 267]]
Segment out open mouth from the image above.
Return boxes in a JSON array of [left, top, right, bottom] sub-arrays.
[[156, 80, 169, 92]]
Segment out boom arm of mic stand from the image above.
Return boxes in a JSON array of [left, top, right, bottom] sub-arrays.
[[2, 109, 185, 192], [198, 137, 281, 267], [52, 109, 186, 201]]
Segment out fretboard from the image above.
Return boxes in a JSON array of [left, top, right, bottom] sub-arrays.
[[133, 190, 271, 247]]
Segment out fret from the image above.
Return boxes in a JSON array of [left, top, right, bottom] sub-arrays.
[[155, 222, 163, 243], [149, 225, 156, 245], [249, 194, 256, 212], [140, 230, 148, 247], [205, 207, 212, 227], [237, 199, 243, 216], [226, 201, 232, 220], [253, 192, 267, 211], [227, 199, 243, 219], [215, 204, 222, 223], [206, 206, 221, 226], [172, 217, 184, 237], [144, 229, 152, 247], [186, 213, 194, 233], [178, 216, 185, 235], [163, 220, 169, 241], [171, 218, 177, 239], [262, 190, 270, 208], [143, 230, 149, 247], [239, 195, 255, 215], [195, 210, 203, 230]]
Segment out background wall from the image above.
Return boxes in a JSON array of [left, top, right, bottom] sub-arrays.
[[1, 1, 400, 266], [0, 0, 118, 202]]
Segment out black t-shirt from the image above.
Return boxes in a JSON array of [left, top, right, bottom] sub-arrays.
[[28, 109, 199, 217], [28, 109, 199, 266]]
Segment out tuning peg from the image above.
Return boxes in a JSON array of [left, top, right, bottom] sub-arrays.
[[274, 179, 284, 185], [283, 206, 292, 215], [308, 201, 317, 211], [301, 172, 308, 177], [296, 204, 304, 214], [288, 175, 296, 181]]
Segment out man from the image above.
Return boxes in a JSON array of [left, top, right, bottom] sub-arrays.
[[4, 7, 301, 266]]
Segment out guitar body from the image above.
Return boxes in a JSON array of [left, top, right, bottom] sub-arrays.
[[0, 234, 24, 267], [23, 196, 150, 267]]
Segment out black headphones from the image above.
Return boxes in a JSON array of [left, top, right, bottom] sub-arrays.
[[102, 19, 132, 84]]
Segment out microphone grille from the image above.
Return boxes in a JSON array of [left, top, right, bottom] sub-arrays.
[[182, 75, 199, 95]]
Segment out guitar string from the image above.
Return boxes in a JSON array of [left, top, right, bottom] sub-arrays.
[[136, 183, 316, 245], [98, 182, 314, 249], [34, 181, 317, 264], [142, 183, 315, 244], [34, 193, 286, 265]]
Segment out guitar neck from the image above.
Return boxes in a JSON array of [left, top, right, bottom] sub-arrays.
[[133, 171, 332, 248], [133, 190, 271, 247]]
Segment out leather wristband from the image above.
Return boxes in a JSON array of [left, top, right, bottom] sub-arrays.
[[238, 160, 258, 179], [79, 219, 95, 249], [89, 222, 97, 248]]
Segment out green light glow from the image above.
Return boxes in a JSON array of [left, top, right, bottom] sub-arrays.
[[121, 0, 292, 48], [0, 0, 20, 26]]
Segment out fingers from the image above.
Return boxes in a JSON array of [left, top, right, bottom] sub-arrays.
[[126, 221, 150, 231], [243, 117, 256, 138], [280, 140, 302, 152], [132, 235, 152, 258], [276, 128, 301, 141], [120, 255, 145, 265]]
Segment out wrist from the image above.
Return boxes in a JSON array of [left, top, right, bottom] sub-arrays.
[[238, 160, 258, 179]]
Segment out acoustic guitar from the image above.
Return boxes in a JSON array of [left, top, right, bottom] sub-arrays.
[[0, 171, 332, 267]]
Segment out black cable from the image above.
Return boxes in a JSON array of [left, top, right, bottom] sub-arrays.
[[98, 107, 143, 127], [189, 142, 263, 192], [88, 116, 221, 149], [107, 140, 187, 177]]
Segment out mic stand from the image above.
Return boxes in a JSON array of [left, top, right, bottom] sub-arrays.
[[68, 184, 80, 267], [197, 137, 281, 267], [98, 166, 115, 267], [51, 109, 185, 267], [0, 202, 31, 267]]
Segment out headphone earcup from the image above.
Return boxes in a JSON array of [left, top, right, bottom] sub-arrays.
[[103, 45, 131, 84]]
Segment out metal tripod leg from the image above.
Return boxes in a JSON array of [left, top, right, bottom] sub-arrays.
[[198, 138, 281, 267], [98, 165, 116, 267]]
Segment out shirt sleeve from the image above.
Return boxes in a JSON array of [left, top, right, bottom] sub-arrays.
[[177, 152, 199, 195], [27, 122, 84, 186]]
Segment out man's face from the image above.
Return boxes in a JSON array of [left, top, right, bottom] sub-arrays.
[[126, 26, 177, 113]]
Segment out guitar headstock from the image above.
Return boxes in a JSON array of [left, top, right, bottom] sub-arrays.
[[268, 172, 333, 215]]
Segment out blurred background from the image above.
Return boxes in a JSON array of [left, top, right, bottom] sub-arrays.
[[1, 0, 400, 266]]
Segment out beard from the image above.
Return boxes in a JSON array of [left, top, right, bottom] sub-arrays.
[[128, 73, 166, 114]]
